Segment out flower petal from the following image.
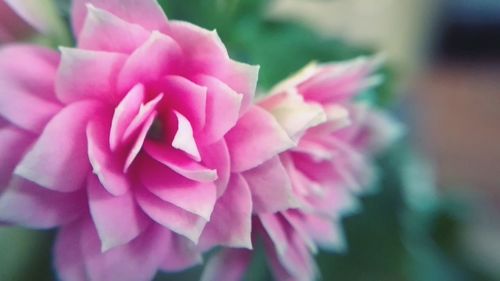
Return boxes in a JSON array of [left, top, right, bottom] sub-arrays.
[[172, 110, 201, 161], [54, 220, 88, 281], [87, 174, 150, 252], [81, 221, 169, 281], [56, 48, 127, 104], [117, 31, 182, 94], [0, 177, 84, 228], [15, 101, 102, 192], [225, 106, 294, 172], [0, 126, 33, 190], [72, 0, 167, 37], [87, 114, 131, 196], [200, 249, 252, 281], [109, 84, 145, 151], [152, 75, 207, 133], [78, 4, 150, 53], [136, 188, 207, 243], [195, 75, 242, 145], [160, 232, 203, 272], [199, 174, 252, 250], [144, 142, 217, 183], [199, 140, 231, 197], [0, 45, 61, 133], [243, 157, 299, 214]]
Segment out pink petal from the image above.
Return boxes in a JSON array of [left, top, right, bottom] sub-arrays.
[[0, 1, 34, 42], [54, 220, 88, 281], [200, 249, 252, 281], [122, 93, 163, 142], [225, 106, 294, 172], [0, 45, 61, 133], [214, 60, 259, 115], [78, 4, 150, 53], [117, 31, 182, 94], [109, 84, 145, 151], [87, 174, 150, 252], [56, 48, 127, 104], [136, 188, 207, 243], [195, 75, 242, 145], [160, 232, 203, 272], [167, 21, 228, 74], [0, 177, 84, 228], [81, 221, 169, 281], [172, 110, 201, 161], [0, 126, 34, 190], [124, 111, 156, 171], [15, 101, 102, 192], [152, 75, 207, 133], [87, 115, 131, 196], [138, 153, 216, 220], [242, 157, 299, 214], [144, 142, 217, 183], [198, 140, 231, 197], [199, 174, 252, 250], [259, 91, 326, 141], [72, 0, 167, 37]]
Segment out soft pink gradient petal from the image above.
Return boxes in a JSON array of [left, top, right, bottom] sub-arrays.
[[139, 154, 216, 220], [0, 126, 33, 189], [199, 174, 253, 250], [198, 140, 231, 197], [153, 75, 207, 132], [109, 84, 145, 150], [144, 142, 217, 183], [72, 0, 167, 37], [171, 110, 201, 161], [167, 21, 227, 74], [0, 1, 33, 42], [87, 174, 150, 252], [136, 188, 207, 243], [0, 45, 61, 133], [226, 106, 294, 172], [160, 232, 203, 271], [15, 101, 102, 192], [54, 220, 88, 281], [117, 31, 182, 94], [201, 249, 252, 281], [0, 177, 84, 228], [78, 4, 150, 53], [217, 61, 259, 115], [195, 75, 242, 144], [87, 115, 131, 196], [56, 48, 126, 104], [243, 156, 299, 214], [124, 111, 156, 171], [81, 221, 170, 281]]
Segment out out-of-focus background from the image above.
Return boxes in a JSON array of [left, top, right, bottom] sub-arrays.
[[2, 0, 500, 280]]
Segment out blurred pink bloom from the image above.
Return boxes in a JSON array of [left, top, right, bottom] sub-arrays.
[[203, 58, 401, 281], [0, 1, 295, 280]]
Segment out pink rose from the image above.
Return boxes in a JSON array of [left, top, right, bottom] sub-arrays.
[[0, 1, 295, 280], [202, 58, 401, 281]]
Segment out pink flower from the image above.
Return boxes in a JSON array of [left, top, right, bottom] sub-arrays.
[[0, 0, 67, 43], [202, 58, 400, 281], [0, 1, 294, 280]]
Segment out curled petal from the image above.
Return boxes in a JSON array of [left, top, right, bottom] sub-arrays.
[[78, 4, 150, 53], [15, 101, 102, 192], [72, 0, 167, 37], [0, 177, 85, 228], [225, 106, 294, 172], [87, 174, 150, 252], [56, 48, 127, 104], [201, 249, 252, 281], [199, 174, 253, 250]]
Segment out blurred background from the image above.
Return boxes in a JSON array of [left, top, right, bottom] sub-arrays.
[[1, 0, 500, 280]]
